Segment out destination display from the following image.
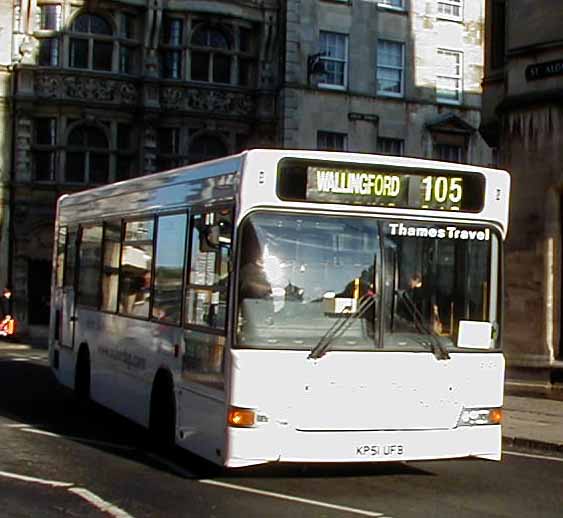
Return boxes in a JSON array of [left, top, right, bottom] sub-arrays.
[[277, 160, 485, 212]]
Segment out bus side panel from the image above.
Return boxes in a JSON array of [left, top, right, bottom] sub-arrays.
[[74, 311, 183, 429], [176, 386, 226, 465]]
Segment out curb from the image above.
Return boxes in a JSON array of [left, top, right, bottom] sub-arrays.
[[503, 436, 563, 459]]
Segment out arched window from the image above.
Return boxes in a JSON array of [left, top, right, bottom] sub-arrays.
[[66, 125, 109, 184], [69, 13, 114, 71], [190, 26, 232, 84], [189, 135, 228, 164]]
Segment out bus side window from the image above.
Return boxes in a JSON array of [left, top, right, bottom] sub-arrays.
[[64, 227, 78, 289], [152, 213, 187, 324], [77, 225, 103, 307], [100, 221, 122, 313], [118, 219, 154, 319], [56, 226, 67, 289], [185, 209, 233, 330]]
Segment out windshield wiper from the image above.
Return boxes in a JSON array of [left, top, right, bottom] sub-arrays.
[[397, 290, 450, 361], [308, 294, 377, 360]]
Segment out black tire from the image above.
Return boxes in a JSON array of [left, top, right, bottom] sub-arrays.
[[149, 372, 176, 452], [75, 346, 91, 402]]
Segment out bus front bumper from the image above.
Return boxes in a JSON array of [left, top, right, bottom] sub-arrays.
[[224, 425, 502, 468]]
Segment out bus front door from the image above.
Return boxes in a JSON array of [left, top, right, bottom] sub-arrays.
[[60, 227, 79, 348]]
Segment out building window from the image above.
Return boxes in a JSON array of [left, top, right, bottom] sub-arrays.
[[157, 127, 185, 170], [65, 125, 110, 184], [69, 13, 114, 71], [38, 4, 62, 30], [317, 131, 347, 151], [118, 12, 139, 75], [116, 123, 137, 181], [438, 1, 463, 21], [434, 142, 465, 163], [378, 137, 404, 156], [436, 49, 462, 103], [120, 12, 136, 39], [190, 25, 232, 84], [33, 118, 57, 182], [161, 16, 184, 79], [189, 135, 228, 164], [319, 31, 348, 89], [36, 4, 61, 66], [378, 0, 405, 9], [377, 40, 404, 97], [38, 39, 59, 65]]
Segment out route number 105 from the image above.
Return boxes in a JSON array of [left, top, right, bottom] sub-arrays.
[[421, 176, 463, 204]]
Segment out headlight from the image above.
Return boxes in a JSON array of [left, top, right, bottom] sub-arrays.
[[457, 407, 502, 426]]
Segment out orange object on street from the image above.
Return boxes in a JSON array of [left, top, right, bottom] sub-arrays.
[[0, 316, 16, 336]]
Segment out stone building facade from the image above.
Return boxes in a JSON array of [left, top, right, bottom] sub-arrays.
[[281, 0, 491, 164], [1, 0, 492, 338], [2, 0, 279, 336], [481, 0, 563, 385]]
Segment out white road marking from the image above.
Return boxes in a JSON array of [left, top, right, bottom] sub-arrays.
[[0, 470, 135, 517], [504, 450, 563, 462], [69, 487, 135, 518], [0, 470, 73, 488], [0, 344, 31, 350], [200, 479, 391, 517]]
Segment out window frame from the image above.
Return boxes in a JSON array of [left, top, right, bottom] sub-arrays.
[[377, 137, 405, 156], [437, 0, 463, 22], [377, 39, 405, 98], [152, 211, 189, 326], [317, 130, 348, 151], [76, 223, 104, 309], [184, 206, 233, 335], [318, 31, 349, 90], [67, 12, 115, 72], [160, 15, 185, 80], [32, 117, 58, 182], [436, 48, 463, 104], [65, 123, 111, 184], [189, 24, 233, 85], [377, 0, 405, 11], [35, 3, 62, 66], [118, 217, 156, 320], [100, 220, 123, 314]]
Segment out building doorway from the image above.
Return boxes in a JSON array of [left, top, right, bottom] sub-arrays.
[[28, 259, 51, 325]]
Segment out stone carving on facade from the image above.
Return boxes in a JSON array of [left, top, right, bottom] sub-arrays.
[[160, 87, 255, 116], [35, 73, 138, 105]]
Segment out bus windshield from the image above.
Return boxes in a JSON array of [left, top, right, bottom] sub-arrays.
[[236, 212, 500, 353]]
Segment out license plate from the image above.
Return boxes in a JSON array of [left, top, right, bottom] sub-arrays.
[[356, 444, 405, 457]]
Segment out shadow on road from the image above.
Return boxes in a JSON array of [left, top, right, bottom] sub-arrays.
[[0, 355, 432, 482]]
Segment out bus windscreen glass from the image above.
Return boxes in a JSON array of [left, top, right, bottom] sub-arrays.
[[277, 159, 485, 212], [236, 212, 500, 352]]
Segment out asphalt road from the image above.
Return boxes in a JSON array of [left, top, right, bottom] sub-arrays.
[[0, 344, 561, 518]]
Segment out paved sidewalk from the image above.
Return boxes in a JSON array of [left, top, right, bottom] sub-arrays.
[[503, 395, 563, 457], [2, 337, 562, 457]]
